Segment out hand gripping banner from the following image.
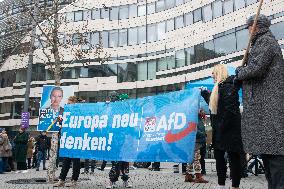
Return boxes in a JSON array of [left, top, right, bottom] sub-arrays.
[[59, 88, 200, 163]]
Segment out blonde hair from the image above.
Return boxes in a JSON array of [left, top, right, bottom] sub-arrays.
[[209, 64, 228, 114]]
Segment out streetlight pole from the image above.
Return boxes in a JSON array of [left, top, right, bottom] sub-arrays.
[[23, 0, 39, 113]]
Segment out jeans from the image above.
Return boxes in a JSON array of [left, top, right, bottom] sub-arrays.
[[37, 150, 46, 169]]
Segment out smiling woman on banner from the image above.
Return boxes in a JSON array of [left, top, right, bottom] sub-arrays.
[[201, 64, 243, 189], [48, 87, 64, 113]]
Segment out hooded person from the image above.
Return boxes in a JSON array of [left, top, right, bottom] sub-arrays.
[[236, 14, 284, 189]]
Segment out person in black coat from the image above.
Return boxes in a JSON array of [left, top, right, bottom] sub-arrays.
[[201, 64, 243, 189]]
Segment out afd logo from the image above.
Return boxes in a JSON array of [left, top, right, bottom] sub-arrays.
[[143, 113, 197, 143]]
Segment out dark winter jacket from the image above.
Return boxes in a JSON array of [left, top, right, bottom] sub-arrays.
[[201, 76, 243, 152], [236, 28, 284, 155], [36, 134, 49, 152], [14, 131, 29, 163], [196, 117, 206, 144]]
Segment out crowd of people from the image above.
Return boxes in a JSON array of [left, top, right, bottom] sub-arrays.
[[0, 14, 283, 189]]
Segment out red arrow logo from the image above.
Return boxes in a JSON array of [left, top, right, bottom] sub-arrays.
[[164, 122, 197, 143]]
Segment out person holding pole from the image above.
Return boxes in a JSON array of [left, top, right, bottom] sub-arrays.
[[201, 64, 243, 189], [236, 14, 284, 189]]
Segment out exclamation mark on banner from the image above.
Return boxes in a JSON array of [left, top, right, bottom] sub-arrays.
[[107, 133, 113, 151]]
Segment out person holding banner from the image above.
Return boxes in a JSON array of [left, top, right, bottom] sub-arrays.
[[201, 64, 243, 189], [184, 109, 208, 183], [54, 96, 81, 188], [236, 14, 284, 189]]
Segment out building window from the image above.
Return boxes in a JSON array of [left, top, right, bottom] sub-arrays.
[[214, 33, 237, 56], [138, 26, 146, 44], [271, 21, 284, 40], [66, 12, 74, 22], [102, 31, 109, 48], [223, 0, 234, 15], [203, 40, 215, 61], [234, 0, 245, 10], [90, 32, 99, 48], [110, 7, 119, 20], [175, 15, 184, 29], [165, 0, 175, 9], [82, 32, 91, 50], [194, 8, 202, 23], [118, 63, 137, 82], [101, 8, 110, 19], [176, 49, 185, 68], [137, 61, 147, 81], [119, 29, 128, 46], [246, 0, 258, 6], [213, 0, 223, 19], [166, 19, 174, 32], [147, 24, 157, 43], [72, 33, 81, 45], [203, 4, 213, 22], [80, 67, 88, 78], [147, 3, 156, 14], [167, 56, 175, 69], [157, 21, 166, 40], [138, 5, 146, 16], [236, 28, 249, 51], [194, 44, 204, 63], [185, 47, 194, 65], [156, 0, 165, 12], [176, 0, 184, 6], [128, 27, 138, 45], [157, 57, 167, 71], [92, 8, 100, 19], [120, 5, 129, 19], [129, 4, 137, 18], [83, 10, 91, 20], [148, 60, 156, 80], [185, 12, 193, 26], [109, 30, 118, 48]]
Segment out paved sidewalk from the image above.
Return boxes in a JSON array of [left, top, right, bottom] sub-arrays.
[[0, 162, 267, 189]]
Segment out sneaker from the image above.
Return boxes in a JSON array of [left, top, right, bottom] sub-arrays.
[[36, 168, 39, 171], [123, 181, 132, 188], [54, 180, 65, 187], [21, 170, 29, 173], [65, 180, 77, 187], [15, 170, 21, 173], [43, 168, 47, 170]]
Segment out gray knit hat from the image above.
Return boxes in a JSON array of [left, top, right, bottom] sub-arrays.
[[246, 14, 271, 29]]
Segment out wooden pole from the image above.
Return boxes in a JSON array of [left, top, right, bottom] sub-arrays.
[[241, 0, 264, 66]]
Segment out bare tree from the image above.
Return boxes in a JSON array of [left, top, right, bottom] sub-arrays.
[[1, 0, 111, 182]]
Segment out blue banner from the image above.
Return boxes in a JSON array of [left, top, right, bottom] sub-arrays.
[[59, 89, 200, 163]]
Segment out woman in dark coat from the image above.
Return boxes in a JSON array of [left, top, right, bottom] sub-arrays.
[[14, 127, 29, 172], [201, 64, 243, 189]]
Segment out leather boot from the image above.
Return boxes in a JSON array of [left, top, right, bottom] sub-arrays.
[[194, 173, 209, 183], [184, 173, 195, 182]]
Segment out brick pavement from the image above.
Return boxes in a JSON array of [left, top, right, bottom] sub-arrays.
[[0, 162, 267, 189]]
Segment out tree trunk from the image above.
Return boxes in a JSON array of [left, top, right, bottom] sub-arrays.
[[47, 0, 61, 183]]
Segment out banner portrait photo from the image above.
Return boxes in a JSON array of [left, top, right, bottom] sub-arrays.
[[37, 85, 74, 132]]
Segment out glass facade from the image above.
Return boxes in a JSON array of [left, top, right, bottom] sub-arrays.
[[2, 0, 284, 125]]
